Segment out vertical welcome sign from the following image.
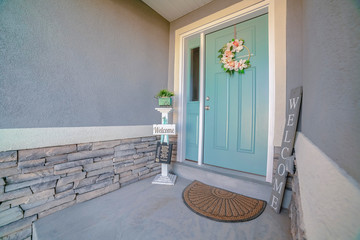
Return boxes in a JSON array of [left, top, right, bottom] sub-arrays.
[[270, 87, 302, 213]]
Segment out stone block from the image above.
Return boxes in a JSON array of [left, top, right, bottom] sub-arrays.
[[139, 170, 159, 180], [120, 138, 141, 144], [132, 167, 148, 175], [21, 196, 54, 210], [114, 149, 136, 158], [119, 170, 132, 178], [75, 179, 112, 194], [0, 178, 5, 185], [0, 205, 10, 213], [96, 173, 114, 182], [133, 153, 145, 159], [77, 143, 92, 152], [56, 172, 86, 187], [92, 140, 121, 150], [55, 189, 75, 199], [0, 162, 17, 169], [113, 155, 133, 163], [56, 182, 73, 193], [45, 154, 68, 166], [120, 177, 139, 187], [119, 174, 138, 184], [1, 225, 31, 240], [0, 185, 3, 194], [0, 215, 36, 238], [0, 207, 23, 227], [30, 180, 57, 193], [67, 149, 114, 161], [76, 183, 120, 203], [21, 165, 53, 174], [83, 159, 113, 172], [86, 167, 113, 177], [113, 174, 119, 183], [54, 166, 83, 175], [133, 156, 149, 165], [38, 200, 76, 219], [152, 166, 161, 172], [6, 169, 53, 184], [1, 196, 27, 209], [76, 176, 97, 188], [94, 156, 113, 163], [5, 175, 60, 192], [138, 168, 150, 176], [0, 151, 17, 163], [22, 189, 54, 206], [18, 158, 45, 169], [0, 188, 32, 202], [0, 168, 21, 178], [146, 162, 160, 169], [141, 136, 156, 142], [24, 194, 75, 218], [18, 145, 76, 161], [135, 143, 149, 149], [136, 145, 157, 154], [4, 189, 54, 208], [114, 144, 135, 152], [53, 158, 92, 171]]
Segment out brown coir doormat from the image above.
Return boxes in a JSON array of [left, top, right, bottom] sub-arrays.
[[183, 181, 266, 222]]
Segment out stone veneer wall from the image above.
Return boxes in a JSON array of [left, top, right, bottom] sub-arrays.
[[0, 136, 177, 239]]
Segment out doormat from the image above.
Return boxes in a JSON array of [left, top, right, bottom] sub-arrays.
[[182, 181, 266, 222]]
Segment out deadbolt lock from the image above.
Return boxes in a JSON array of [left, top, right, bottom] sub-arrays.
[[205, 106, 210, 110]]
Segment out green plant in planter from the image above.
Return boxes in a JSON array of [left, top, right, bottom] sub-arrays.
[[155, 89, 174, 106]]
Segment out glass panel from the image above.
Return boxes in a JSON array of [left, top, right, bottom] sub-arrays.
[[190, 47, 200, 101]]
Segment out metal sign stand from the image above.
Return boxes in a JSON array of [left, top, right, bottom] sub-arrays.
[[152, 107, 177, 185]]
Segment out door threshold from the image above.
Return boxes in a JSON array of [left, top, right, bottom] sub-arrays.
[[172, 161, 271, 201], [183, 159, 267, 184]]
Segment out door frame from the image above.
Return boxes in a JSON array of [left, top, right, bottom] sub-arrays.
[[174, 0, 284, 183]]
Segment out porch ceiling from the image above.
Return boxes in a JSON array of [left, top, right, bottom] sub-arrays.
[[142, 0, 214, 22]]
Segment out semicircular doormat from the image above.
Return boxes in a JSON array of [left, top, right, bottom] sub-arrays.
[[183, 181, 267, 222]]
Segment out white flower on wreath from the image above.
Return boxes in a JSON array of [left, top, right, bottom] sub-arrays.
[[237, 59, 247, 70]]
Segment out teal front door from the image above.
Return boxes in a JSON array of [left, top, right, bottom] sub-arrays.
[[204, 14, 269, 175]]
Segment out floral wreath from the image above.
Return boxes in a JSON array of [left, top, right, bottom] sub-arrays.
[[218, 38, 251, 74]]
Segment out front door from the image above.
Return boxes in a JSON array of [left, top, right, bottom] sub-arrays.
[[204, 14, 269, 175]]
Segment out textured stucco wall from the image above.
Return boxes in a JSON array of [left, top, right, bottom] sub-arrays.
[[0, 0, 169, 128], [287, 0, 360, 238], [300, 0, 360, 183], [295, 133, 360, 240]]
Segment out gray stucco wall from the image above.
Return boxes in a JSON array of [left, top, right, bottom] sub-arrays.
[[287, 0, 360, 183], [0, 0, 169, 128]]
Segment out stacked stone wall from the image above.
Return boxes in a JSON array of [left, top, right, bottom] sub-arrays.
[[0, 136, 175, 239]]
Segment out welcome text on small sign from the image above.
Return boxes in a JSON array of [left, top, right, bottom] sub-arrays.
[[270, 86, 302, 213], [153, 124, 176, 135]]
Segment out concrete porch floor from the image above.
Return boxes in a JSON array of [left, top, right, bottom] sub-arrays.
[[34, 177, 291, 240]]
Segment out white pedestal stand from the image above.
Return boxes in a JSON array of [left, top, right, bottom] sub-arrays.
[[152, 107, 177, 185]]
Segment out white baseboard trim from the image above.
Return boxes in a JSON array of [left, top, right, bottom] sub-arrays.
[[0, 125, 153, 151], [295, 132, 360, 240]]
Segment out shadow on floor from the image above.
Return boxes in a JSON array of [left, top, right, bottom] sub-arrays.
[[34, 177, 291, 240]]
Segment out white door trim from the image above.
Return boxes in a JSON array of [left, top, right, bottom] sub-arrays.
[[174, 0, 282, 183]]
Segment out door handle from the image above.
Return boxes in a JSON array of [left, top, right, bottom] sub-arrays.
[[205, 106, 210, 110]]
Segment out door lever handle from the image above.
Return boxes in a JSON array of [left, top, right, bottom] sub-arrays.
[[205, 106, 210, 110]]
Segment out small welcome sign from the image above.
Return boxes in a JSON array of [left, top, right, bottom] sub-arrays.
[[153, 124, 176, 135], [270, 86, 302, 213]]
